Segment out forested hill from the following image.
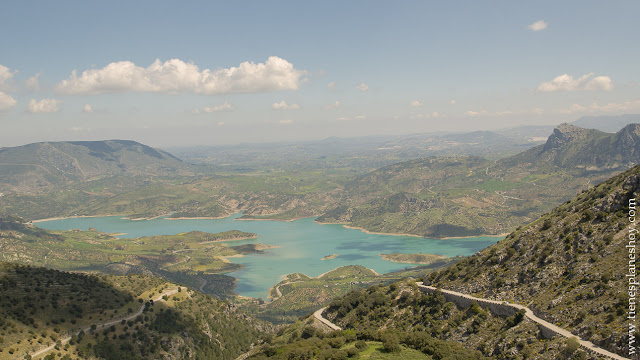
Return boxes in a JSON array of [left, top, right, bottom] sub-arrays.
[[0, 140, 195, 192], [0, 262, 269, 359], [425, 163, 640, 357]]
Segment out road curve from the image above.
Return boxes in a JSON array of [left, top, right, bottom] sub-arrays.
[[31, 287, 180, 359], [416, 283, 628, 360], [313, 307, 342, 331]]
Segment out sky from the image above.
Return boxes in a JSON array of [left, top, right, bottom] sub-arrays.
[[1, 1, 639, 148]]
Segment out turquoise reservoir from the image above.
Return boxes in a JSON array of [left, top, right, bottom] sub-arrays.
[[36, 213, 501, 299]]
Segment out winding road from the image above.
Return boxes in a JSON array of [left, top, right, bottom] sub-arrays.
[[30, 287, 180, 359], [311, 283, 628, 359], [313, 307, 342, 331], [416, 283, 628, 360]]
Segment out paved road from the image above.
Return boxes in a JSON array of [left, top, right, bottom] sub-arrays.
[[416, 283, 628, 360], [313, 307, 342, 331], [31, 287, 180, 358]]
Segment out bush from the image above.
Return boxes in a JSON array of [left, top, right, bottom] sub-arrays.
[[381, 333, 401, 353], [563, 337, 580, 356]]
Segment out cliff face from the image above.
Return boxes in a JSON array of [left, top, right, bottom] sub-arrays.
[[542, 123, 591, 152]]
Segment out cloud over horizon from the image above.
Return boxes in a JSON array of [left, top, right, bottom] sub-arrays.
[[537, 73, 613, 92], [0, 92, 16, 111], [28, 98, 60, 113], [55, 57, 306, 95], [272, 100, 300, 110]]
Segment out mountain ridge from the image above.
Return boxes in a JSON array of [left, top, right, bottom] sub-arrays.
[[0, 139, 195, 193]]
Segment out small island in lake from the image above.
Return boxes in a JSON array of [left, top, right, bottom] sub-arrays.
[[321, 254, 339, 260], [379, 253, 447, 264]]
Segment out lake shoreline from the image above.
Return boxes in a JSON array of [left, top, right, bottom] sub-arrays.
[[314, 220, 509, 240]]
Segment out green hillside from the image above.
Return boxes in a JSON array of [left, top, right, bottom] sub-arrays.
[[423, 163, 640, 357], [0, 140, 196, 193], [0, 262, 268, 359], [0, 215, 263, 298]]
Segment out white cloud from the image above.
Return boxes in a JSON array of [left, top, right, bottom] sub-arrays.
[[432, 112, 440, 118], [217, 121, 225, 126], [449, 100, 456, 105], [410, 100, 423, 107], [200, 102, 233, 113], [336, 117, 349, 121], [464, 110, 488, 117], [279, 119, 294, 124], [0, 92, 17, 111], [272, 100, 300, 110], [83, 104, 93, 113], [25, 73, 41, 91], [528, 20, 548, 31], [28, 98, 60, 113], [0, 64, 16, 92], [354, 114, 366, 120], [55, 56, 306, 95], [356, 83, 369, 92], [537, 73, 613, 92], [328, 81, 336, 90], [325, 100, 341, 109]]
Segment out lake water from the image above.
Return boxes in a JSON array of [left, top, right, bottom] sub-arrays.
[[35, 213, 501, 299]]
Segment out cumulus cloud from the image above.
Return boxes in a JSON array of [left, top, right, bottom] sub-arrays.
[[410, 100, 423, 107], [0, 64, 16, 91], [28, 98, 60, 113], [356, 83, 369, 92], [528, 20, 548, 31], [0, 92, 17, 111], [354, 114, 366, 120], [328, 81, 336, 90], [83, 104, 93, 113], [55, 56, 306, 95], [272, 100, 300, 110], [538, 73, 613, 92], [325, 100, 341, 109], [449, 100, 456, 105], [279, 119, 294, 124], [25, 73, 41, 91], [217, 121, 225, 126]]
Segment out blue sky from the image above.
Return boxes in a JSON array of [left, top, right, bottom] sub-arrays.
[[1, 1, 639, 147]]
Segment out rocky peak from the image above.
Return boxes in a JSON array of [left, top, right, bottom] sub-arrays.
[[542, 123, 589, 151]]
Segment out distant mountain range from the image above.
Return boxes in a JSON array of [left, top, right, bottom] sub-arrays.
[[571, 113, 640, 133], [317, 122, 640, 237], [0, 140, 195, 192]]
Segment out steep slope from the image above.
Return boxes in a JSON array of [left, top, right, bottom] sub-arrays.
[[0, 140, 195, 193], [0, 262, 269, 359], [317, 124, 640, 238], [502, 123, 640, 170], [424, 164, 640, 356]]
